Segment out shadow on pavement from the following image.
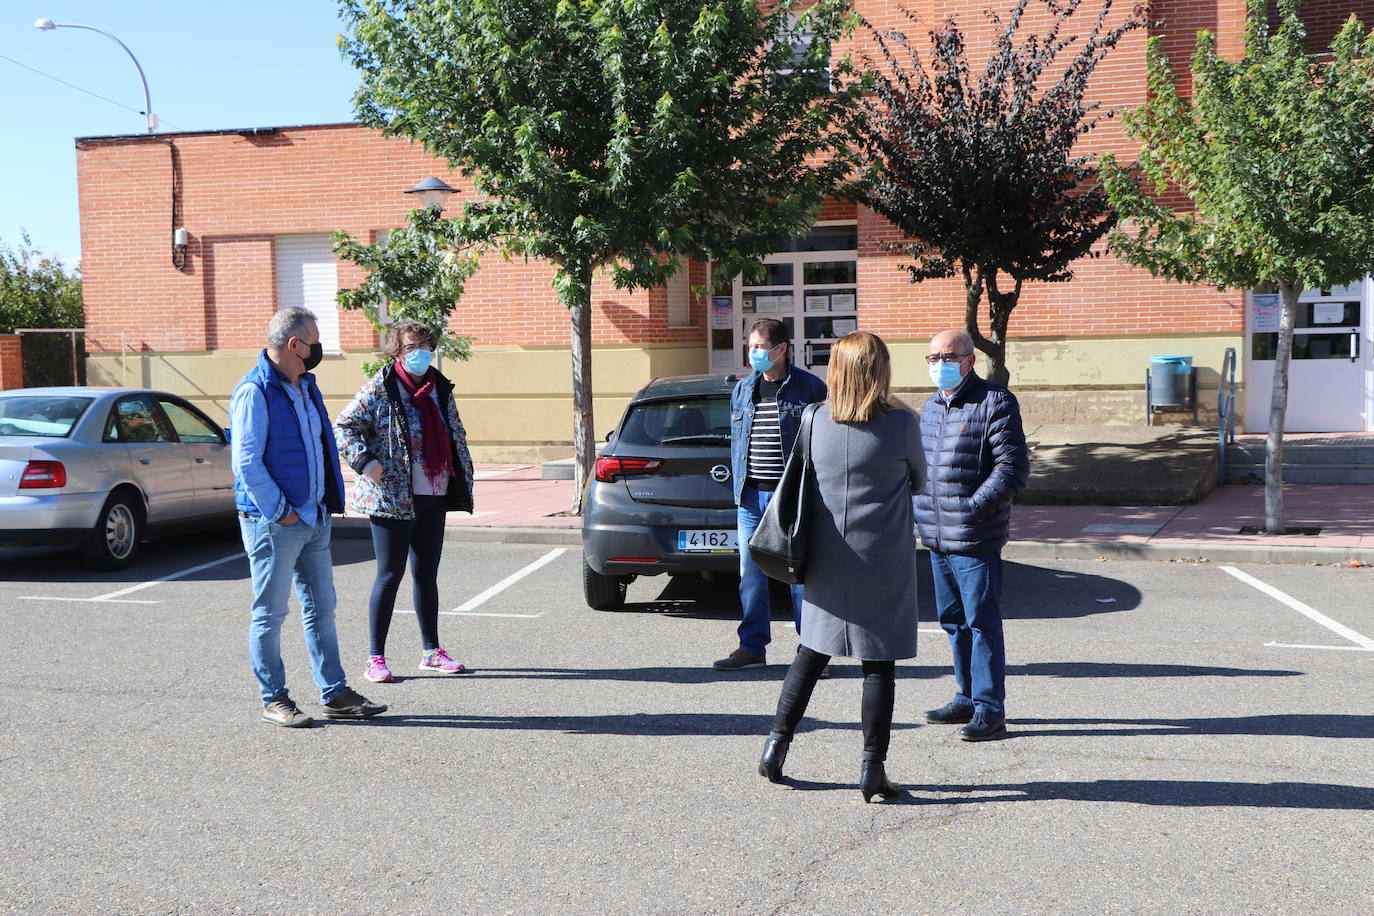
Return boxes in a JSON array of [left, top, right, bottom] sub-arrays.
[[632, 558, 1144, 621], [1012, 662, 1303, 679], [1010, 713, 1373, 739], [1001, 561, 1141, 618], [460, 660, 1300, 685], [326, 711, 922, 737], [0, 527, 244, 584], [906, 779, 1374, 811]]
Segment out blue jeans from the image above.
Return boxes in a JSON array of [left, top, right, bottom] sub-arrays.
[[240, 515, 347, 705], [737, 485, 802, 657], [929, 551, 1005, 718]]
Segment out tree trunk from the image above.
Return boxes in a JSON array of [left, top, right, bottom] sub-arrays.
[[565, 263, 596, 515], [1264, 279, 1300, 534], [973, 268, 1019, 387]]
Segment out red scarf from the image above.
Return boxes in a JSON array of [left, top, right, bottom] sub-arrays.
[[393, 363, 452, 491]]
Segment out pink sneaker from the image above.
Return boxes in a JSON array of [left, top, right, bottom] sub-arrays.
[[364, 655, 394, 683], [419, 648, 466, 674]]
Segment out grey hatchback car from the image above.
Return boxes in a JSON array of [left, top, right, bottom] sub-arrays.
[[582, 374, 740, 610], [0, 387, 235, 569]]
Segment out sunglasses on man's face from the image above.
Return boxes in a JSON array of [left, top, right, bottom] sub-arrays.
[[925, 352, 971, 365]]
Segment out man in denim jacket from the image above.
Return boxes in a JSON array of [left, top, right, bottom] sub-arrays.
[[714, 318, 826, 670]]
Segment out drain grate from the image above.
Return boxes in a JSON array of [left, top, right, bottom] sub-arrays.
[[1238, 526, 1322, 536]]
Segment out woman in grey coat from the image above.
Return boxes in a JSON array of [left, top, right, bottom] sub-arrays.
[[758, 331, 925, 802]]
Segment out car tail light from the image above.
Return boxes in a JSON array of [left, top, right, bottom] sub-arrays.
[[19, 460, 66, 489], [594, 456, 663, 482]]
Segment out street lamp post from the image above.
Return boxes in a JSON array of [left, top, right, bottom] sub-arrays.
[[34, 18, 157, 133], [405, 177, 458, 211]]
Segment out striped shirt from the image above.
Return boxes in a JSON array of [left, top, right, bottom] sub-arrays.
[[747, 379, 786, 486]]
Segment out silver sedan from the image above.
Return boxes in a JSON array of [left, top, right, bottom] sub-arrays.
[[0, 387, 236, 568]]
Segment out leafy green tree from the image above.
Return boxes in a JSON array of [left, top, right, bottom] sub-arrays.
[[1101, 0, 1374, 533], [338, 0, 858, 509], [848, 0, 1147, 385], [333, 206, 477, 375], [0, 232, 83, 333]]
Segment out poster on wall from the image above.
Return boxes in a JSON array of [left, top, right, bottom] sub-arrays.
[[1251, 294, 1280, 334], [710, 296, 733, 330], [1312, 302, 1347, 325]]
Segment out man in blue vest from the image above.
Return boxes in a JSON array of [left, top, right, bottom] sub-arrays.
[[231, 307, 385, 727]]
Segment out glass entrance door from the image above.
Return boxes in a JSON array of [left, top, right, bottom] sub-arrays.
[[1244, 280, 1372, 432], [724, 225, 858, 377]]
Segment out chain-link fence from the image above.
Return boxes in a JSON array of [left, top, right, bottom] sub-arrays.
[[18, 329, 86, 388]]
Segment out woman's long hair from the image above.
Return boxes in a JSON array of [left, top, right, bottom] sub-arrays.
[[827, 331, 894, 423]]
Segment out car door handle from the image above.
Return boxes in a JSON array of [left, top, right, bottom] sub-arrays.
[[194, 457, 207, 463], [139, 458, 152, 465]]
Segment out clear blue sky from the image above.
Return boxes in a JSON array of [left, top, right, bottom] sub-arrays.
[[1, 1, 361, 267]]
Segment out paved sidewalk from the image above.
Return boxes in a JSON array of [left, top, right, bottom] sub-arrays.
[[338, 464, 1374, 564]]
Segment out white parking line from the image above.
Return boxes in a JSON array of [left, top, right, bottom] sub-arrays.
[[439, 548, 566, 617], [21, 552, 247, 605], [1219, 565, 1374, 652]]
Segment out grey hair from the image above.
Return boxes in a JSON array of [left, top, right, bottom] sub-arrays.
[[267, 307, 317, 347]]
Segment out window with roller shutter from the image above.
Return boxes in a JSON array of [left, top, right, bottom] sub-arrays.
[[273, 233, 341, 354]]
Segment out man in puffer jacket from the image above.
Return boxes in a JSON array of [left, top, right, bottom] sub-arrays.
[[914, 329, 1029, 742]]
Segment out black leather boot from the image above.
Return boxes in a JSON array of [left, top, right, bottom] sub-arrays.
[[758, 736, 790, 783], [859, 760, 901, 803]]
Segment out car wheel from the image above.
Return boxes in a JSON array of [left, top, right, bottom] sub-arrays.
[[81, 492, 144, 570], [583, 557, 630, 611]]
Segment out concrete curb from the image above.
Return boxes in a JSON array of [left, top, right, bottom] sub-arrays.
[[333, 517, 582, 547], [333, 517, 1371, 565], [1000, 539, 1374, 566]]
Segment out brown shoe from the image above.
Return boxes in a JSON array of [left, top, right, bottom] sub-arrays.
[[262, 693, 313, 728], [713, 648, 766, 671], [321, 687, 387, 719]]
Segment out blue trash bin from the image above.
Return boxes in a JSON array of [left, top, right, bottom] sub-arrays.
[[1149, 355, 1192, 407]]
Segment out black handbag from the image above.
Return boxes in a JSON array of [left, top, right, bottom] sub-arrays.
[[747, 403, 819, 585]]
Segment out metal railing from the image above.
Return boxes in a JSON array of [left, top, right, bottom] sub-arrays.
[[1217, 346, 1238, 484]]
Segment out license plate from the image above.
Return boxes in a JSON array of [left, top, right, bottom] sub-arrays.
[[678, 529, 738, 552]]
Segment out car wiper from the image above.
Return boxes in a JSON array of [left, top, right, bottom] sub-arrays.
[[659, 434, 730, 444]]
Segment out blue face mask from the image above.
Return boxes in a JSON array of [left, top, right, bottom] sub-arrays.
[[928, 359, 965, 390], [749, 345, 777, 374], [402, 348, 434, 375]]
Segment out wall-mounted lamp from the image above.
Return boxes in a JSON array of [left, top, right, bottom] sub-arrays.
[[173, 227, 189, 248], [405, 176, 457, 211]]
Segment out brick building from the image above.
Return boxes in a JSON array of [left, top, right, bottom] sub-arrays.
[[74, 0, 1374, 450]]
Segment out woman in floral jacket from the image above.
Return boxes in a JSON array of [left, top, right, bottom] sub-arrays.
[[336, 319, 475, 684]]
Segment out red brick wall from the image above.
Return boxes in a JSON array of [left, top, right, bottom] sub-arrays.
[[79, 0, 1350, 356], [0, 335, 22, 390], [77, 124, 703, 355]]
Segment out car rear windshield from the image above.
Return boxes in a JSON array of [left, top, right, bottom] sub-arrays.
[[0, 395, 94, 438], [617, 397, 731, 447]]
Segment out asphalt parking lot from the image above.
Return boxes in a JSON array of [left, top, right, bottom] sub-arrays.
[[1, 533, 1370, 913]]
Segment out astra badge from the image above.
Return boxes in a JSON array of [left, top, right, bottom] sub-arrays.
[[709, 464, 731, 483]]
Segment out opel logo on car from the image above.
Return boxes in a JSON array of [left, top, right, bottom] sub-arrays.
[[709, 464, 730, 483]]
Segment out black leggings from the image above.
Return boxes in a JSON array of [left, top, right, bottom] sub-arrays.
[[367, 495, 448, 656], [770, 646, 897, 762]]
